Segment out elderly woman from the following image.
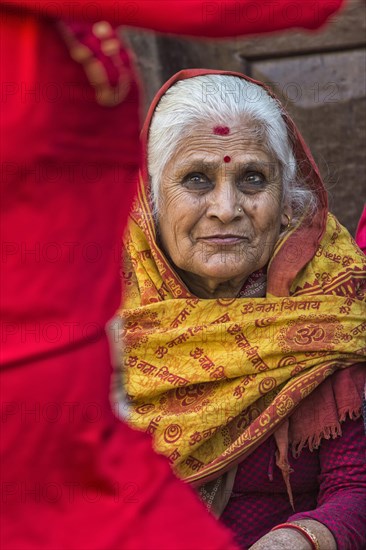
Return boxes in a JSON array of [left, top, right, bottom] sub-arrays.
[[117, 70, 366, 550]]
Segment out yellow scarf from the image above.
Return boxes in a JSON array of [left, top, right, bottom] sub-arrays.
[[118, 183, 366, 485]]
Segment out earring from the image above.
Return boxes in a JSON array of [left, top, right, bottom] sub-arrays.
[[284, 213, 291, 229], [238, 207, 243, 213]]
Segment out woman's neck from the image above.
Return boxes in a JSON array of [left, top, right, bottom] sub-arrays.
[[176, 268, 247, 299]]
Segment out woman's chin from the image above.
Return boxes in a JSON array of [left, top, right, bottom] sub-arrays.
[[188, 264, 252, 286]]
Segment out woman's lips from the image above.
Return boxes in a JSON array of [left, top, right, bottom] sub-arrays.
[[198, 235, 247, 245]]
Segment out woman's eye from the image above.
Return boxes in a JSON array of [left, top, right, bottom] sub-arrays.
[[239, 171, 266, 190], [182, 173, 211, 190]]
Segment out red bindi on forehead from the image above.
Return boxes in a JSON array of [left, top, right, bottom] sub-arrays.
[[213, 126, 230, 136], [223, 156, 231, 163]]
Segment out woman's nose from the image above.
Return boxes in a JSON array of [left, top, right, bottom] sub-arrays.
[[206, 184, 241, 223]]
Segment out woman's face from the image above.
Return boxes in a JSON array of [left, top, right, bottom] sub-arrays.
[[156, 122, 290, 298]]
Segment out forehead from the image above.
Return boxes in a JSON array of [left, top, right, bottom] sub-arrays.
[[167, 123, 276, 171]]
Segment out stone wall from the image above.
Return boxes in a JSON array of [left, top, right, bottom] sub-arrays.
[[122, 1, 366, 235]]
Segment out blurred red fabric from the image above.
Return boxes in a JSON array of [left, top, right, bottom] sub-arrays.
[[355, 206, 366, 253]]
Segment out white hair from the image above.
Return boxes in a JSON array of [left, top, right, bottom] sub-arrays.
[[148, 74, 317, 227]]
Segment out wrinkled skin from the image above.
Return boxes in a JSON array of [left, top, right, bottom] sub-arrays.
[[157, 123, 291, 298]]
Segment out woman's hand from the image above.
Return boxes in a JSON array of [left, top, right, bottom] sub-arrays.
[[248, 520, 337, 550], [248, 528, 311, 550]]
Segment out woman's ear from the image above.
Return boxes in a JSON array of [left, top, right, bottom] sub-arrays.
[[281, 205, 293, 228]]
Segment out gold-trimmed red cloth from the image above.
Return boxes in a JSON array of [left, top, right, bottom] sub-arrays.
[[117, 70, 366, 486]]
